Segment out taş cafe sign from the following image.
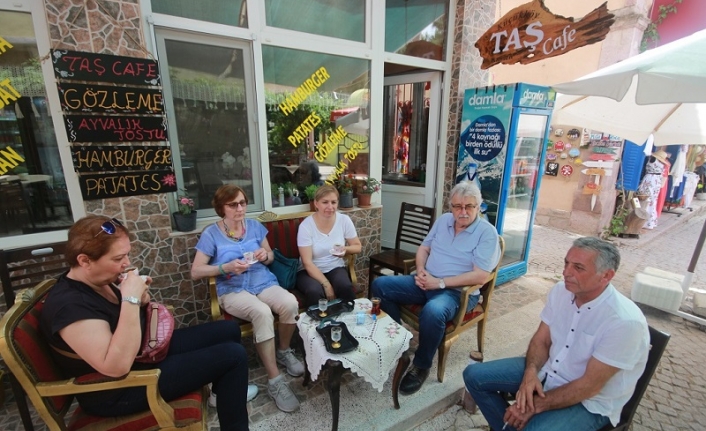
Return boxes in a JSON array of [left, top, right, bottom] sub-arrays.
[[475, 0, 615, 69]]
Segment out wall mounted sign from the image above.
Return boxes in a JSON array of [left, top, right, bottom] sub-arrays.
[[51, 50, 161, 86], [475, 0, 615, 69], [64, 114, 168, 143], [560, 164, 573, 176], [545, 161, 559, 176], [71, 145, 173, 173], [78, 170, 177, 200]]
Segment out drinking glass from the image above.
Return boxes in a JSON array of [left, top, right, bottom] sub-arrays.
[[331, 326, 342, 349], [371, 297, 381, 315], [318, 298, 328, 317]]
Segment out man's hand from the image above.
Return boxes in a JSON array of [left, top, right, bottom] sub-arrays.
[[515, 370, 545, 413], [503, 402, 534, 430]]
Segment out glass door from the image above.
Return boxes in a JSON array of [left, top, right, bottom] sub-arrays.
[[380, 72, 441, 250], [500, 113, 547, 267]]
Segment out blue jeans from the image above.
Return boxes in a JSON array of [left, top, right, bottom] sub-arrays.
[[463, 357, 610, 431], [80, 320, 249, 431], [371, 275, 477, 369]]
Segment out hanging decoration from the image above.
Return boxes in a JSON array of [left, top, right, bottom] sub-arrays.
[[560, 164, 573, 176], [545, 161, 559, 176]]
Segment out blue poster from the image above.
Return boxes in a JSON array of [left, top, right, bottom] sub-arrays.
[[456, 86, 514, 226]]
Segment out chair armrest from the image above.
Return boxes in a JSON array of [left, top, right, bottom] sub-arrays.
[[345, 253, 359, 295], [208, 276, 223, 321], [453, 284, 482, 327], [36, 369, 176, 428]]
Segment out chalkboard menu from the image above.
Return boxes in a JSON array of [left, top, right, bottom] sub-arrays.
[[52, 50, 161, 86], [64, 115, 168, 143], [53, 50, 175, 201]]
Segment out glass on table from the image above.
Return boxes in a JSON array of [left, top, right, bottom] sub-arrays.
[[330, 326, 342, 349], [370, 297, 381, 315], [318, 298, 328, 317]]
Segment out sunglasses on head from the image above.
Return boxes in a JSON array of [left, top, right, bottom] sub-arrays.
[[94, 218, 124, 237]]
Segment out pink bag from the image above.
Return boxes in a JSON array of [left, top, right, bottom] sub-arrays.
[[135, 302, 174, 363]]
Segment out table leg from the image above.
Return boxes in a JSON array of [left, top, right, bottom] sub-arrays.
[[326, 360, 345, 431], [392, 351, 410, 409]]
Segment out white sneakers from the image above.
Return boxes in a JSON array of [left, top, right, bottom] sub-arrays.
[[208, 383, 258, 408], [276, 348, 305, 377]]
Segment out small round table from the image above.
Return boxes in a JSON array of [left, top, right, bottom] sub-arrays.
[[297, 298, 412, 431]]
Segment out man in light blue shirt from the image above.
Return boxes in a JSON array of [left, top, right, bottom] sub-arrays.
[[371, 181, 500, 395]]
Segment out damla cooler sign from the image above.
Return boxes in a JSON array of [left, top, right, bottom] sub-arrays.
[[475, 0, 615, 69]]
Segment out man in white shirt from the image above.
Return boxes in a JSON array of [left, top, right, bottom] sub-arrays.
[[464, 237, 649, 431]]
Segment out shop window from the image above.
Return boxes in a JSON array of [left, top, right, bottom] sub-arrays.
[[0, 9, 73, 239], [264, 0, 365, 42], [385, 0, 447, 62], [158, 36, 261, 216], [382, 81, 429, 186], [151, 0, 248, 27], [262, 45, 370, 207]]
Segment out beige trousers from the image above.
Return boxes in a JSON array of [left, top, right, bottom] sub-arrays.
[[219, 285, 299, 343]]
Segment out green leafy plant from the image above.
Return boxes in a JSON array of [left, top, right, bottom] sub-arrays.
[[640, 0, 682, 52], [602, 202, 631, 239], [359, 177, 381, 194], [304, 183, 320, 200]]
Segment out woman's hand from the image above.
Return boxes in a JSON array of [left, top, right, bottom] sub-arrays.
[[227, 259, 250, 275], [119, 272, 148, 299], [253, 247, 269, 263]]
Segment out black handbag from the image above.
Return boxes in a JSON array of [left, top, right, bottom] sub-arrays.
[[269, 248, 299, 290]]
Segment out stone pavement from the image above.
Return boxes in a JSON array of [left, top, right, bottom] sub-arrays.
[[1, 201, 705, 430]]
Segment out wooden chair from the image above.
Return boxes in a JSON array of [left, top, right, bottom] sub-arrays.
[[598, 326, 670, 431], [0, 180, 36, 234], [399, 236, 505, 382], [1, 242, 69, 431], [368, 202, 435, 293], [0, 279, 207, 431], [208, 211, 360, 338]]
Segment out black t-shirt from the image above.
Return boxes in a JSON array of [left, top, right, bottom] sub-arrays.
[[40, 273, 149, 407]]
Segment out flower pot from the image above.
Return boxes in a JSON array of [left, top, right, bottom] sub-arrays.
[[339, 191, 353, 208], [357, 193, 372, 207], [173, 211, 197, 232], [309, 201, 316, 212]]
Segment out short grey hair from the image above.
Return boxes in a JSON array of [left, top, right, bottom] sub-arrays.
[[450, 181, 483, 206], [572, 237, 621, 273]]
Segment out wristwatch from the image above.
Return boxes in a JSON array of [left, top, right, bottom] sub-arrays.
[[122, 296, 141, 305], [439, 278, 446, 289]]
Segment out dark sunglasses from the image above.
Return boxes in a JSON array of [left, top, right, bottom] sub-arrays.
[[94, 218, 124, 237], [225, 200, 248, 209]]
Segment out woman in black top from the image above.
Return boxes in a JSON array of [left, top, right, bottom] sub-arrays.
[[40, 215, 249, 430]]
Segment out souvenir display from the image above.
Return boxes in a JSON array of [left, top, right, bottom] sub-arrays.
[[554, 141, 565, 151], [568, 148, 580, 158], [554, 128, 564, 137], [560, 165, 573, 176], [546, 153, 557, 160], [567, 128, 581, 140], [574, 157, 583, 165], [560, 153, 568, 159]]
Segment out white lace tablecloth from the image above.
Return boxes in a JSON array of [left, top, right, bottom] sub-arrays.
[[297, 298, 412, 392]]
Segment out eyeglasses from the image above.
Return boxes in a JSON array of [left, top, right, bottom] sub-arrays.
[[225, 200, 247, 209], [94, 218, 124, 237], [451, 203, 478, 211]]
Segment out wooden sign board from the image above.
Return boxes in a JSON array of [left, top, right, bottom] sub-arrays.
[[475, 0, 615, 69], [64, 115, 168, 143], [52, 50, 161, 86], [78, 170, 177, 200], [71, 145, 173, 173], [582, 168, 605, 176], [56, 82, 164, 115]]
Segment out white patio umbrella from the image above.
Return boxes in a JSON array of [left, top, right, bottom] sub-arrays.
[[550, 29, 706, 322], [551, 28, 706, 146]]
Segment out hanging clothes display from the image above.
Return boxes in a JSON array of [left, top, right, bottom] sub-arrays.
[[637, 150, 671, 229]]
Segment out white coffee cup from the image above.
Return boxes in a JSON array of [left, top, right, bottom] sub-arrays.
[[243, 251, 256, 264]]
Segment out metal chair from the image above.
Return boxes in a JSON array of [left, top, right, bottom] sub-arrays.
[[368, 202, 435, 294], [0, 279, 207, 431], [1, 242, 69, 431], [399, 236, 504, 382]]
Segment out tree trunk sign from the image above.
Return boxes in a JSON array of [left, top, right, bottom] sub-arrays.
[[475, 0, 615, 69]]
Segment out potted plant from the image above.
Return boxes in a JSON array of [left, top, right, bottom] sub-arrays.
[[173, 192, 197, 232], [304, 183, 320, 211], [12, 165, 29, 180], [357, 177, 381, 207], [335, 174, 355, 208]]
